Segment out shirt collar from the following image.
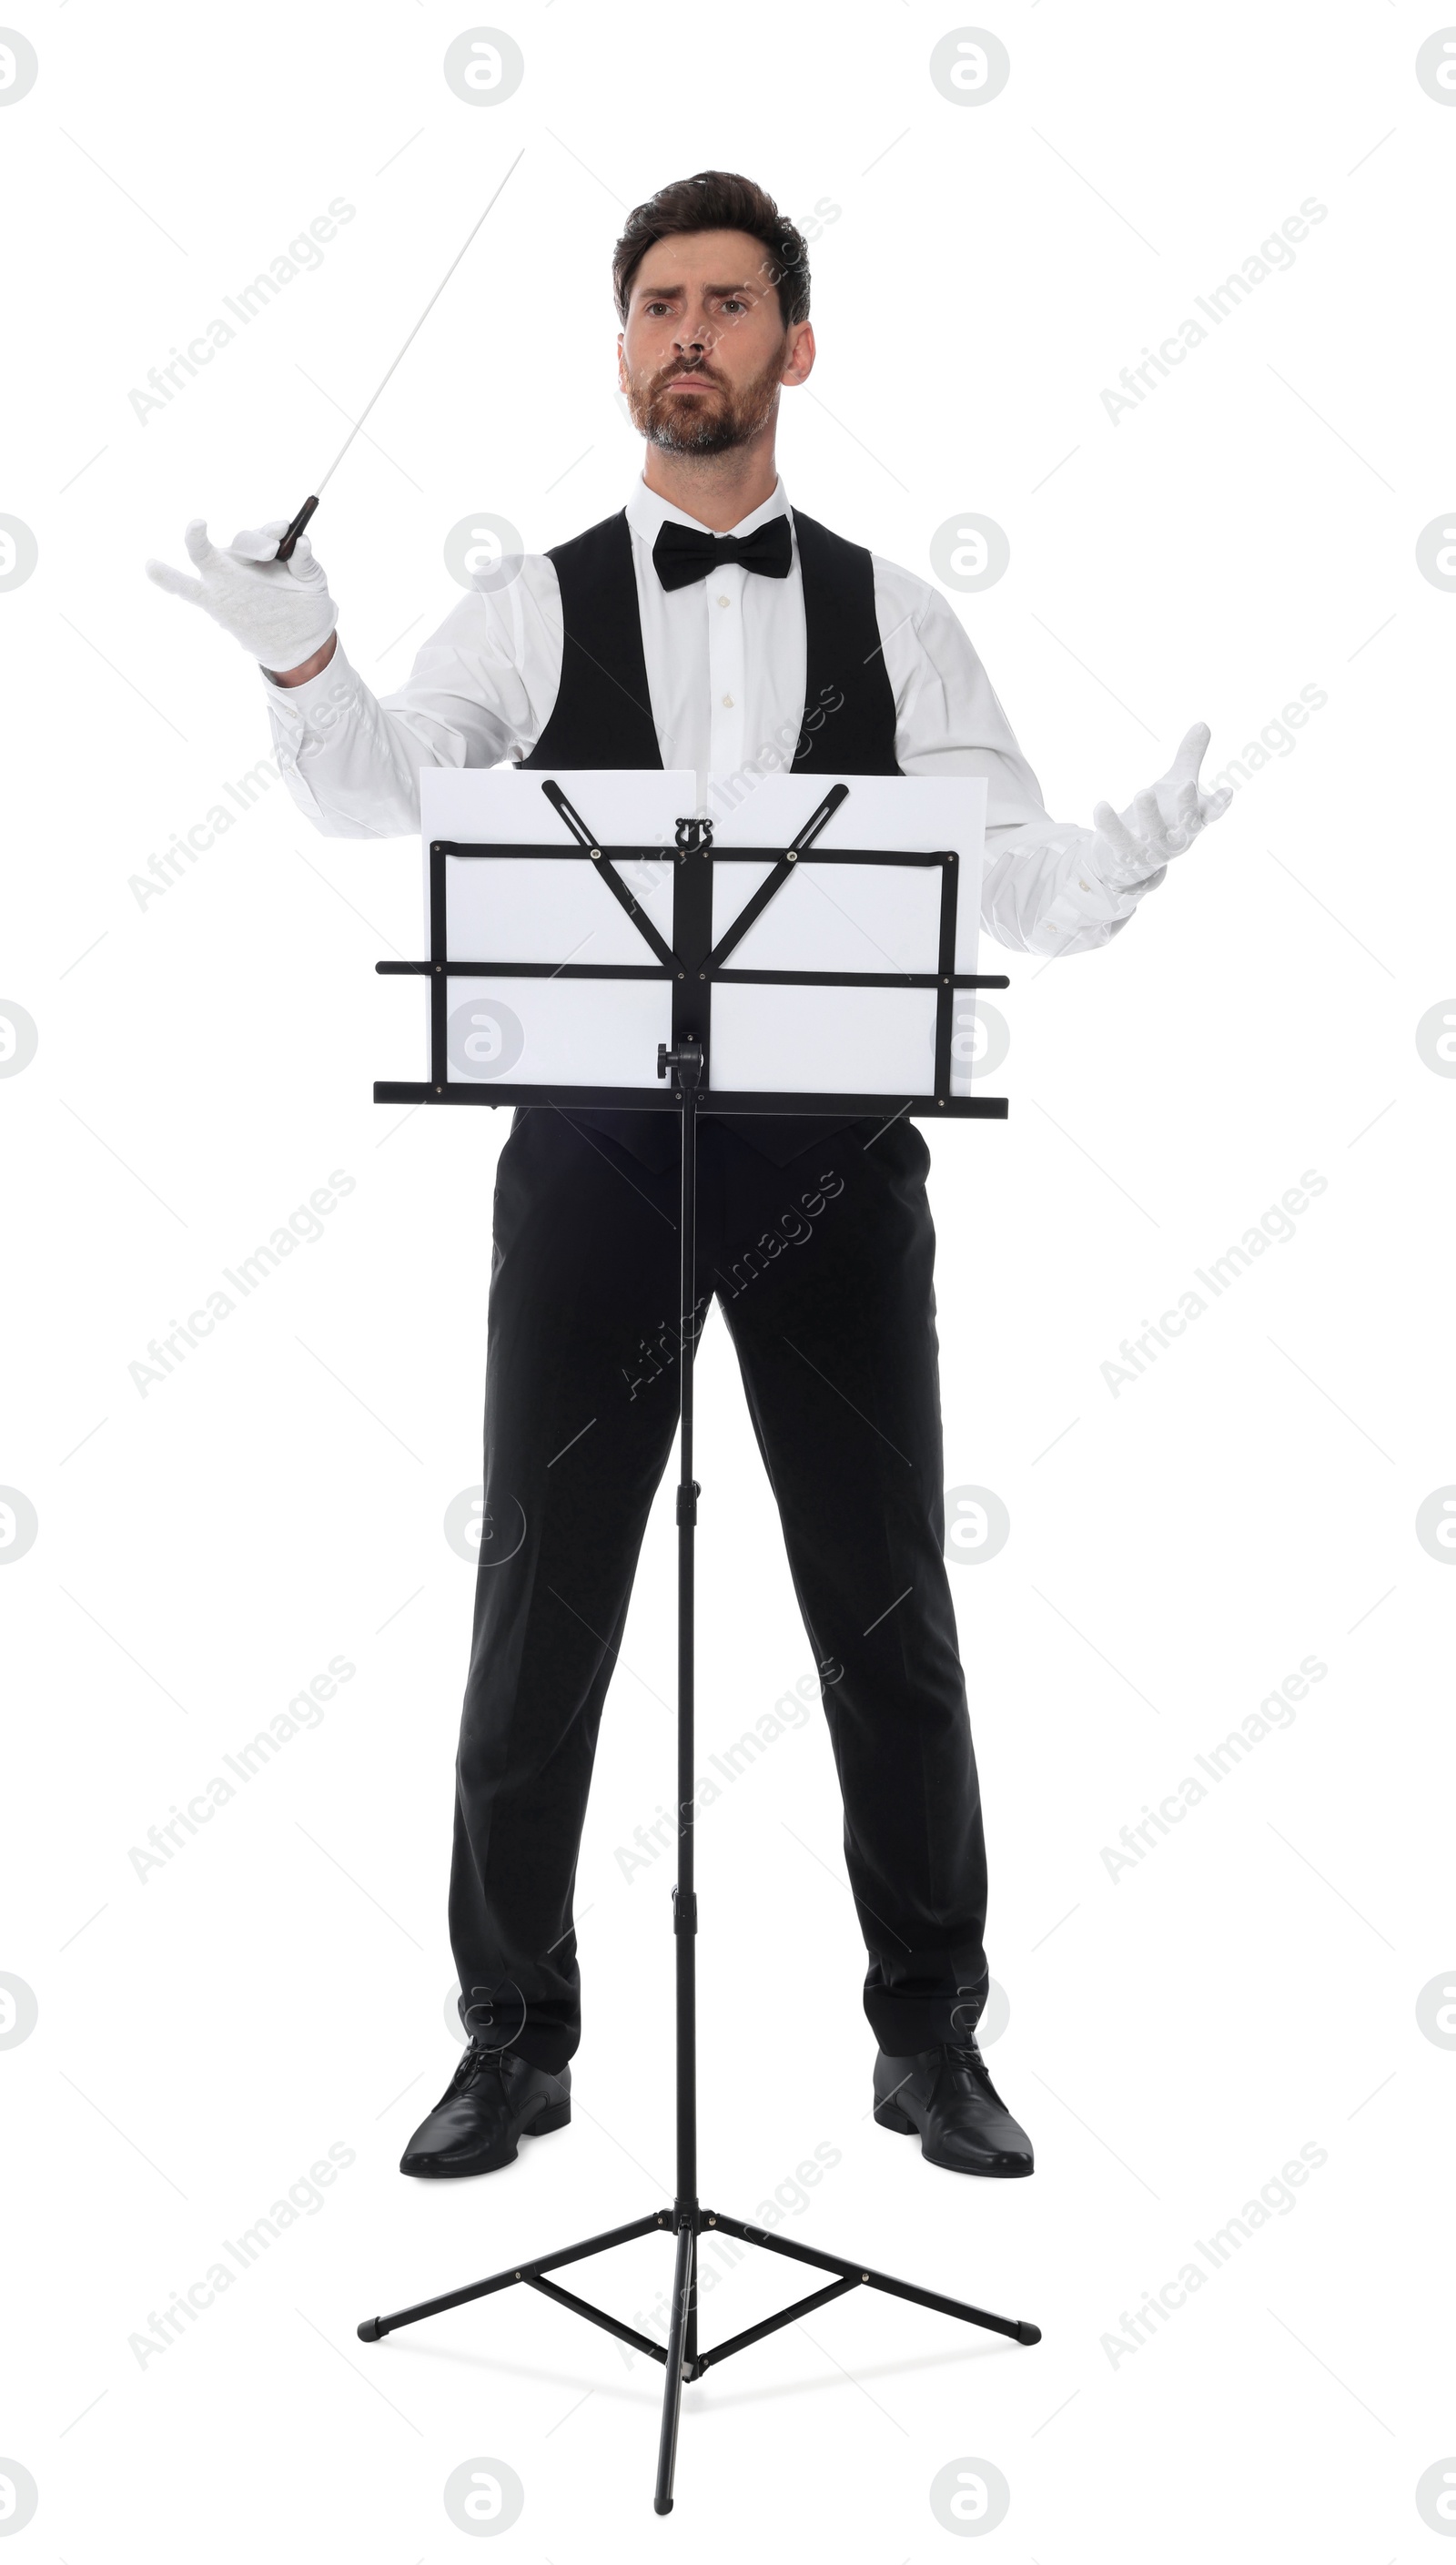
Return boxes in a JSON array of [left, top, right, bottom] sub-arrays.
[[625, 473, 792, 546]]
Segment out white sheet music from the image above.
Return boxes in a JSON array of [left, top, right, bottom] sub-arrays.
[[414, 769, 986, 1098]]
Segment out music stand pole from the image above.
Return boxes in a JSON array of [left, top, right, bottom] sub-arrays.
[[653, 1030, 703, 2508]]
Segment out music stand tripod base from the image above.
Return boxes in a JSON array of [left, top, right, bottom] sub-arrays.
[[357, 796, 1040, 2512], [356, 2205, 1041, 2517]]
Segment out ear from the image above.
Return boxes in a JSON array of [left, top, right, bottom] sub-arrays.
[[781, 320, 815, 389], [616, 330, 627, 392]]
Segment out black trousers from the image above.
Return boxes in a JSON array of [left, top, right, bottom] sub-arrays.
[[449, 1107, 991, 2072]]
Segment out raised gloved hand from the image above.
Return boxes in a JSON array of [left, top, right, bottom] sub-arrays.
[[145, 519, 339, 670], [1089, 721, 1233, 894]]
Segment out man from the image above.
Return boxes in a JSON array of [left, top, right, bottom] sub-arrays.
[[147, 170, 1228, 2185]]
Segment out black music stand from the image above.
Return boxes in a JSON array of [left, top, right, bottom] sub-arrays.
[[359, 776, 1041, 2512]]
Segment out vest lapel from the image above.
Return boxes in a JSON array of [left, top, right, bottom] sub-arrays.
[[791, 510, 901, 776], [523, 512, 661, 772]]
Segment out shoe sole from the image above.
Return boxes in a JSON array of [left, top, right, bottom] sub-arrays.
[[874, 2094, 1033, 2178], [399, 2094, 571, 2180]]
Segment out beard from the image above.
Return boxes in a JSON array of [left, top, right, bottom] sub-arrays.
[[626, 347, 784, 456]]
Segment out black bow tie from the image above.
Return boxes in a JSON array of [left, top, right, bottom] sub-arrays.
[[652, 514, 794, 593]]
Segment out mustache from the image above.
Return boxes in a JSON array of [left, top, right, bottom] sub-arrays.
[[652, 359, 726, 391]]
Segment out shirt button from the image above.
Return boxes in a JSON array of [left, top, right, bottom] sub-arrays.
[[722, 694, 734, 708], [716, 593, 731, 607]]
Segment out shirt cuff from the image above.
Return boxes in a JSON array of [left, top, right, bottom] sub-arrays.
[[262, 635, 372, 778], [986, 819, 1155, 957]]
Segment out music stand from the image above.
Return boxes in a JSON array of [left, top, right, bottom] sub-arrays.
[[360, 768, 1041, 2513]]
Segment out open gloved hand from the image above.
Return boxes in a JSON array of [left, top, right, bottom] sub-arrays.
[[1088, 721, 1233, 894], [145, 519, 339, 671]]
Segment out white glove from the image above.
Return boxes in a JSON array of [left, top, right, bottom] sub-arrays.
[[145, 518, 339, 669], [1088, 721, 1233, 894]]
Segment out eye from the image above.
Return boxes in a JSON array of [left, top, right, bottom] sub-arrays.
[[721, 298, 748, 315]]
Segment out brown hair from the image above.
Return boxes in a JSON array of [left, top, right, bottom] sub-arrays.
[[612, 171, 810, 330]]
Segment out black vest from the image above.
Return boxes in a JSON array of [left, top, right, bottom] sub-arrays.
[[521, 507, 901, 1171]]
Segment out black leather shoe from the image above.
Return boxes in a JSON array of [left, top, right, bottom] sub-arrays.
[[399, 2043, 571, 2178], [873, 2036, 1033, 2177]]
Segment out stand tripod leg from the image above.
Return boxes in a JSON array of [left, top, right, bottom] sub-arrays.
[[652, 2221, 696, 2514], [355, 2209, 668, 2341], [707, 2212, 1040, 2347]]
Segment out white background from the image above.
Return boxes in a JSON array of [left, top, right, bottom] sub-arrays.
[[2, 3, 1453, 2559]]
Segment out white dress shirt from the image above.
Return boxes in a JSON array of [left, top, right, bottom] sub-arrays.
[[262, 477, 1153, 958]]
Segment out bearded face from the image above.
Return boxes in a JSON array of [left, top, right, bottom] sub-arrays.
[[624, 340, 788, 456]]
